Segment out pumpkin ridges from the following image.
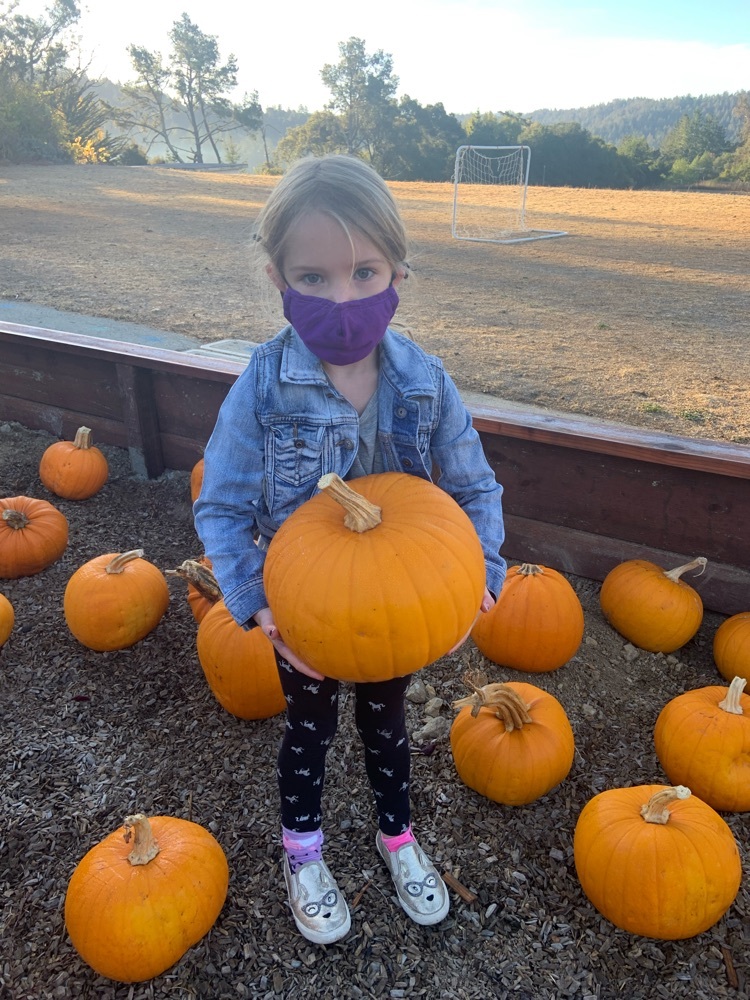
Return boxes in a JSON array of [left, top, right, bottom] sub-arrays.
[[39, 426, 109, 500], [713, 612, 750, 684], [0, 495, 69, 578]]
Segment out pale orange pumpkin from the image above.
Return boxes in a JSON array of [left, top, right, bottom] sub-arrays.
[[653, 676, 750, 812], [574, 784, 741, 940], [0, 592, 14, 646], [190, 458, 204, 503], [64, 549, 170, 651], [713, 611, 750, 684], [450, 674, 575, 805], [65, 812, 229, 983], [471, 563, 584, 672], [0, 495, 69, 578], [263, 472, 486, 682], [39, 426, 109, 500], [196, 599, 285, 719], [599, 556, 706, 653]]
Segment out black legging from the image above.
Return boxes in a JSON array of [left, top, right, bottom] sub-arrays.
[[275, 654, 411, 836]]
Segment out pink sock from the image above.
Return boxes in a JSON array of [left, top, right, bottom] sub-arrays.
[[380, 826, 415, 853], [283, 826, 324, 872]]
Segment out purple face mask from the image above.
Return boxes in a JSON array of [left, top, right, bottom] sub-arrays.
[[282, 285, 399, 366]]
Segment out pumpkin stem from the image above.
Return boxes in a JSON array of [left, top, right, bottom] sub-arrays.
[[105, 549, 146, 574], [718, 676, 747, 716], [73, 426, 94, 450], [663, 556, 707, 583], [453, 673, 533, 730], [517, 563, 545, 577], [122, 813, 160, 865], [1, 509, 30, 530], [317, 473, 382, 533], [166, 559, 222, 600], [640, 785, 691, 824]]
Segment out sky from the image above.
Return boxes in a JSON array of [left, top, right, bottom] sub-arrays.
[[16, 0, 750, 114]]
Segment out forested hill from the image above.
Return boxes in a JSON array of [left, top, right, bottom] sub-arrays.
[[527, 92, 743, 147]]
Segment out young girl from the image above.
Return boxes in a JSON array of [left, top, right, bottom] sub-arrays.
[[194, 154, 506, 945]]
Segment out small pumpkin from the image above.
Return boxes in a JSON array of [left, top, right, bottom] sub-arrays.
[[653, 676, 750, 812], [190, 458, 204, 503], [450, 673, 575, 805], [574, 784, 741, 940], [471, 563, 584, 672], [713, 611, 750, 684], [263, 472, 486, 682], [196, 599, 285, 719], [0, 592, 14, 646], [39, 425, 109, 500], [166, 557, 220, 623], [64, 549, 170, 651], [0, 495, 69, 578], [599, 556, 706, 653], [65, 812, 229, 983]]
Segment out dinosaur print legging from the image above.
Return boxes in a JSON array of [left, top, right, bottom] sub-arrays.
[[275, 654, 411, 836]]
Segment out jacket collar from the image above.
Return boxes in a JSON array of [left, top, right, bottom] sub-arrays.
[[279, 326, 434, 397]]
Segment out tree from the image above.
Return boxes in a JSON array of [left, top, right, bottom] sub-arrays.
[[112, 14, 261, 163], [273, 110, 347, 165], [378, 97, 466, 181], [320, 36, 398, 161], [0, 0, 79, 86], [464, 111, 525, 147], [661, 110, 729, 164]]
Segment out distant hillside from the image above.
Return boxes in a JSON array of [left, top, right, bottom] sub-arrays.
[[526, 92, 744, 148]]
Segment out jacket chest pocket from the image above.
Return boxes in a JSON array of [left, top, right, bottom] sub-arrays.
[[269, 421, 326, 488]]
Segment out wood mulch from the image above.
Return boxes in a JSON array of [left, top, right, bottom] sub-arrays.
[[1, 421, 747, 1000]]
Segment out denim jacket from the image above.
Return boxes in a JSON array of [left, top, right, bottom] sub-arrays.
[[194, 325, 506, 627]]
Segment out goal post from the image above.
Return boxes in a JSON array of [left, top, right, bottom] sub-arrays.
[[451, 145, 567, 244]]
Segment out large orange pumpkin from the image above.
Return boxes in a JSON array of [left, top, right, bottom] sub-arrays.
[[0, 592, 14, 646], [471, 563, 584, 672], [653, 676, 750, 812], [574, 784, 741, 940], [65, 812, 229, 983], [599, 556, 706, 653], [196, 599, 285, 719], [39, 425, 109, 500], [190, 458, 204, 503], [263, 472, 486, 682], [451, 675, 574, 805], [64, 549, 170, 651], [713, 612, 750, 684], [0, 495, 69, 578]]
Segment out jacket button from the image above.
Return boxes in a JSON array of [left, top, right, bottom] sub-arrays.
[[396, 406, 407, 418], [403, 458, 413, 468], [340, 438, 354, 450], [294, 439, 305, 448]]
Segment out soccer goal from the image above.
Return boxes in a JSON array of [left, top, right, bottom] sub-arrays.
[[452, 145, 567, 244]]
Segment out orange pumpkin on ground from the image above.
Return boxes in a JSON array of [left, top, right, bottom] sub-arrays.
[[196, 599, 285, 719], [64, 549, 170, 651], [263, 472, 485, 682], [451, 674, 574, 805], [65, 812, 228, 983], [0, 592, 14, 646], [599, 556, 706, 653], [471, 563, 584, 672], [0, 495, 69, 578], [653, 676, 750, 812], [574, 784, 741, 940], [713, 611, 750, 684], [190, 458, 204, 503], [39, 425, 108, 499]]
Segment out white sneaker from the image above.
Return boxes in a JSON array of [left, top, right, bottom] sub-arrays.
[[283, 855, 351, 945], [376, 831, 450, 926]]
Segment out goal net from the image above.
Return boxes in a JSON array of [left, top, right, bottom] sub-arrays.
[[452, 145, 567, 244]]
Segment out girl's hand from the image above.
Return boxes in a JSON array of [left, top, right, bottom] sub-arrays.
[[253, 607, 325, 680], [447, 587, 495, 654]]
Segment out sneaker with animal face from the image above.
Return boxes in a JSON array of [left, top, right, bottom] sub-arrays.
[[376, 830, 450, 925], [283, 855, 351, 945]]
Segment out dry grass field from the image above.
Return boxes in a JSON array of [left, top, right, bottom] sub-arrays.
[[1, 165, 748, 442]]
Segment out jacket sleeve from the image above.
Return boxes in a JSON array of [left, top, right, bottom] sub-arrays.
[[429, 367, 507, 598], [193, 361, 269, 626]]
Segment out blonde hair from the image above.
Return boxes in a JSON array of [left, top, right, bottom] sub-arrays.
[[254, 155, 409, 276]]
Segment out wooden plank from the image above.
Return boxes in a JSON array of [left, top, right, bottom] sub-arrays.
[[115, 364, 164, 478], [503, 513, 750, 616]]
